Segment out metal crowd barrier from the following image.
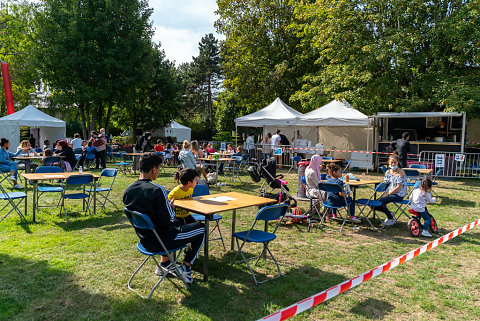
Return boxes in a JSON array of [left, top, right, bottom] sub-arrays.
[[253, 144, 294, 167], [418, 151, 480, 178]]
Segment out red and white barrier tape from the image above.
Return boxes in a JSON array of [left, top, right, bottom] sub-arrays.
[[260, 218, 480, 321], [290, 147, 419, 157]]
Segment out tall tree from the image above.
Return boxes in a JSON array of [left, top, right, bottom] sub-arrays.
[[0, 0, 38, 114], [291, 0, 480, 116], [33, 0, 155, 137]]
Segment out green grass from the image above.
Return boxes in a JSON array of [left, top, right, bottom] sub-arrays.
[[1, 164, 479, 320]]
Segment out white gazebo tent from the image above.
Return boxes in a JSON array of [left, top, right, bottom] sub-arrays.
[[157, 120, 191, 143], [234, 97, 310, 146], [297, 100, 373, 168], [0, 105, 66, 150]]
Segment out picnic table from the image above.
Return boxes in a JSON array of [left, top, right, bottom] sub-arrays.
[[174, 191, 276, 281]]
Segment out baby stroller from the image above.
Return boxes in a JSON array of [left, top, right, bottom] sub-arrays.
[[407, 209, 438, 237]]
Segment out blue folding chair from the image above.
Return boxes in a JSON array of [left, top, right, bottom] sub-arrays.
[[342, 160, 352, 173], [224, 155, 243, 182], [381, 165, 387, 173], [318, 182, 355, 232], [113, 152, 132, 174], [87, 168, 119, 213], [355, 182, 390, 230], [431, 169, 443, 198], [59, 174, 94, 222], [190, 185, 226, 250], [232, 203, 288, 285], [392, 180, 422, 224], [35, 166, 64, 212], [34, 148, 43, 153], [124, 208, 189, 299], [322, 157, 333, 160], [404, 168, 420, 188], [43, 156, 61, 167], [409, 164, 427, 169], [288, 155, 302, 174], [0, 175, 27, 223]]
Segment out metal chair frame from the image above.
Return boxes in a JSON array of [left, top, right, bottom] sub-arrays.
[[287, 155, 302, 174], [59, 174, 94, 222], [431, 169, 443, 198], [87, 168, 119, 213], [224, 155, 243, 182], [391, 180, 421, 223], [318, 182, 354, 232], [354, 182, 390, 231], [0, 175, 27, 223], [35, 166, 64, 211], [113, 152, 132, 174], [124, 208, 189, 299], [232, 203, 288, 285]]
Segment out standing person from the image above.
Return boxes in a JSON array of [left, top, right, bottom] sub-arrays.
[[71, 133, 83, 152], [100, 128, 110, 143], [271, 129, 281, 147], [29, 134, 36, 149], [395, 132, 411, 168], [0, 138, 22, 189], [89, 131, 107, 169], [373, 151, 407, 226], [123, 153, 205, 284], [262, 133, 273, 160], [409, 178, 437, 237], [245, 132, 255, 160], [134, 132, 154, 153]]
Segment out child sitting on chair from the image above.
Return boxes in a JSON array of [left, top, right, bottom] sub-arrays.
[[326, 164, 361, 223], [409, 178, 437, 237], [168, 168, 198, 226]]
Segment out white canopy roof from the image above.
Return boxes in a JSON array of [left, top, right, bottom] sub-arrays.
[[0, 104, 66, 127], [235, 97, 303, 127], [169, 120, 190, 129], [297, 100, 369, 127], [374, 111, 464, 118]]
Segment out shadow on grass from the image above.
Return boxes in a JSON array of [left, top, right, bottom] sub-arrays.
[[350, 297, 395, 319], [435, 196, 476, 208], [53, 210, 124, 231], [181, 252, 347, 321]]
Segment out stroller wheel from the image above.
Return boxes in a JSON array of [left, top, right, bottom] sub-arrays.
[[408, 218, 421, 237], [429, 215, 438, 234]]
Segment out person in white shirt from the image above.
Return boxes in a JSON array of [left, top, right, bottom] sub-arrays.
[[245, 132, 255, 160], [70, 133, 83, 151], [271, 129, 281, 147], [409, 178, 437, 237]]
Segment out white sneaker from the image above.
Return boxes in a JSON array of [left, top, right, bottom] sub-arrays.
[[349, 216, 361, 224], [155, 261, 180, 276], [421, 230, 432, 237], [8, 176, 16, 181], [383, 218, 396, 226], [13, 184, 23, 189]]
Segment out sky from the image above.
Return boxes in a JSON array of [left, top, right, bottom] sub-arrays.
[[148, 0, 223, 66]]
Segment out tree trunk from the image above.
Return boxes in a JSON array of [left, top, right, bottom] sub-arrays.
[[79, 102, 88, 139], [104, 104, 114, 133], [207, 73, 212, 128]]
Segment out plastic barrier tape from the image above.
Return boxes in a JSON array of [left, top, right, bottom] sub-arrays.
[[260, 218, 480, 321]]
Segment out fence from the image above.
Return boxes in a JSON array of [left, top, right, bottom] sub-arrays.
[[253, 144, 299, 167], [418, 151, 480, 178]]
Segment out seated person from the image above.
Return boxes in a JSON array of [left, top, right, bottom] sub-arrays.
[[123, 153, 205, 284], [0, 138, 22, 189], [163, 143, 173, 165], [226, 144, 234, 154], [55, 141, 76, 171], [373, 151, 407, 226], [206, 143, 215, 154], [178, 141, 208, 181], [325, 164, 361, 223], [42, 149, 58, 166], [168, 168, 198, 225], [43, 139, 51, 151], [232, 146, 243, 157], [409, 178, 436, 237], [305, 155, 327, 217], [111, 139, 121, 152], [154, 140, 164, 152], [84, 142, 96, 167], [16, 140, 39, 173]]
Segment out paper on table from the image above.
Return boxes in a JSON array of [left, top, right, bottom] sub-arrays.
[[207, 196, 236, 202], [43, 175, 64, 178]]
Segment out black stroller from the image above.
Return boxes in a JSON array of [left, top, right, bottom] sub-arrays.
[[248, 157, 297, 207]]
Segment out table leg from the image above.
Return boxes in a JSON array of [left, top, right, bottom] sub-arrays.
[[262, 220, 268, 259], [24, 182, 28, 220], [203, 216, 210, 282], [230, 209, 236, 250], [33, 181, 37, 223], [215, 161, 219, 184], [94, 178, 97, 215]]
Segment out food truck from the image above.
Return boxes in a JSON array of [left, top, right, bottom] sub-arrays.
[[372, 111, 466, 168]]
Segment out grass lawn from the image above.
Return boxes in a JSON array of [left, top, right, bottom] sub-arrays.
[[1, 163, 479, 321]]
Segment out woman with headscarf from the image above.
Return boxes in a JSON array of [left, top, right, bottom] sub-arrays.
[[56, 140, 77, 171], [305, 155, 324, 200]]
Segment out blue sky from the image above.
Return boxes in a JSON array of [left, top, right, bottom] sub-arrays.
[[148, 0, 223, 65]]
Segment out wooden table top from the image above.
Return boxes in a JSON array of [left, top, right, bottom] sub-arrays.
[[123, 153, 145, 156], [13, 155, 65, 160], [320, 179, 382, 187], [416, 168, 433, 175], [197, 157, 233, 162], [174, 191, 276, 215], [21, 172, 100, 181], [302, 159, 344, 163]]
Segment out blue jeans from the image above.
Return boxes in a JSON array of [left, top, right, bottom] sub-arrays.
[[329, 196, 355, 216], [374, 194, 403, 219], [418, 209, 431, 232], [0, 162, 18, 179]]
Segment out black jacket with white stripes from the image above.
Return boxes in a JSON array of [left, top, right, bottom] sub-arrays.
[[123, 179, 178, 251]]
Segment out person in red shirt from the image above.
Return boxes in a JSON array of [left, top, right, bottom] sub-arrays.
[[154, 139, 164, 152]]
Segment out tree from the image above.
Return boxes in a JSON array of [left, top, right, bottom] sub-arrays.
[[215, 0, 314, 114], [291, 0, 480, 116], [33, 0, 156, 137], [0, 0, 38, 115]]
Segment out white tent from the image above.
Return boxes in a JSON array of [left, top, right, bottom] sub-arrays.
[[298, 100, 369, 127], [0, 105, 66, 150], [158, 120, 191, 143], [235, 97, 303, 127]]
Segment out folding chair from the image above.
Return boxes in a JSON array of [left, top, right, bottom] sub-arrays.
[[114, 152, 132, 174], [381, 165, 387, 173], [431, 169, 443, 198], [224, 156, 242, 182], [232, 203, 288, 285], [287, 155, 302, 174], [190, 185, 226, 250], [409, 164, 427, 169], [34, 148, 43, 153], [300, 176, 323, 231], [35, 166, 64, 212], [342, 160, 352, 173], [87, 168, 119, 213], [318, 182, 355, 232], [0, 170, 15, 187], [124, 208, 189, 299], [355, 182, 390, 231], [0, 175, 27, 223], [392, 180, 421, 223], [59, 174, 94, 222], [404, 168, 420, 189], [43, 156, 61, 167], [322, 157, 333, 160]]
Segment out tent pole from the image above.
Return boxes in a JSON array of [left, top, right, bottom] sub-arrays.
[[461, 112, 466, 153], [235, 125, 238, 149], [366, 119, 370, 174]]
